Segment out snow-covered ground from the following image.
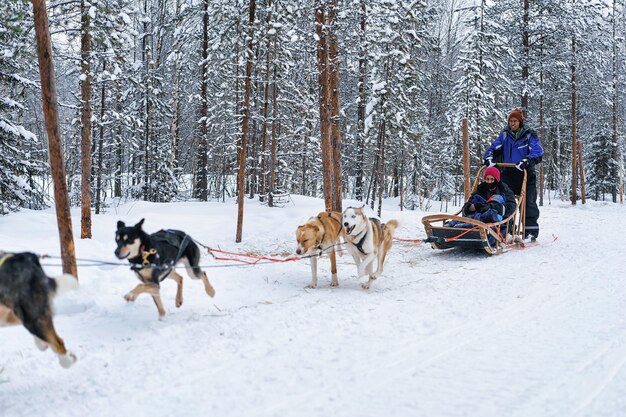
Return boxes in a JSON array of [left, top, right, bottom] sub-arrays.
[[1, 195, 625, 417]]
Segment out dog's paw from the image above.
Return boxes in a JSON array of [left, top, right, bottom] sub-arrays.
[[204, 284, 216, 298], [175, 297, 183, 308], [34, 337, 49, 351], [58, 351, 77, 368], [305, 282, 318, 289], [330, 281, 339, 287], [124, 293, 137, 302], [361, 282, 371, 289]]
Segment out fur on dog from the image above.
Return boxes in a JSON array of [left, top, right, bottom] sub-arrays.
[[115, 219, 215, 318], [0, 251, 78, 368], [342, 207, 398, 289], [295, 211, 345, 288]]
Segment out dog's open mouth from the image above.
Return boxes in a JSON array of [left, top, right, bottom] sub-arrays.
[[116, 250, 130, 259], [345, 225, 355, 235]]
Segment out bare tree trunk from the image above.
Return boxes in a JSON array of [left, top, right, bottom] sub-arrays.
[[195, 0, 209, 200], [268, 33, 279, 207], [355, 0, 367, 201], [539, 58, 544, 206], [170, 0, 182, 170], [32, 0, 77, 276], [316, 1, 342, 213], [95, 62, 106, 214], [235, 0, 256, 243], [376, 119, 386, 217], [462, 117, 471, 200], [80, 0, 92, 238], [328, 1, 342, 213], [142, 0, 151, 201], [612, 0, 619, 203], [259, 16, 272, 203], [114, 78, 122, 198], [570, 36, 578, 205], [399, 147, 404, 211], [577, 140, 586, 204], [316, 5, 333, 211], [521, 0, 529, 110]]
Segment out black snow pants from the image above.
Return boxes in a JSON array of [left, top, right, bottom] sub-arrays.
[[500, 167, 540, 238]]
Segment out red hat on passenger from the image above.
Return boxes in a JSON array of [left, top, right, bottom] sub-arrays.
[[483, 166, 501, 183], [508, 108, 524, 123]]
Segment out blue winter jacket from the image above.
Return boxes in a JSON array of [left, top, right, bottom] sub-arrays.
[[484, 124, 543, 165]]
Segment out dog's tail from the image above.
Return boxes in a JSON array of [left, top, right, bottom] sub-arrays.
[[49, 274, 79, 297], [384, 219, 399, 236]]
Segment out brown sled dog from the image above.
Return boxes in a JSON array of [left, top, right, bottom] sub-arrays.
[[295, 211, 345, 288], [342, 207, 398, 289]]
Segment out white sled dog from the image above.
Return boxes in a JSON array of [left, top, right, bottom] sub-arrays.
[[341, 207, 398, 289]]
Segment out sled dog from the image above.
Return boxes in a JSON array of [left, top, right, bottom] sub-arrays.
[[115, 219, 215, 318], [0, 252, 78, 368], [342, 207, 398, 289], [295, 211, 344, 288]]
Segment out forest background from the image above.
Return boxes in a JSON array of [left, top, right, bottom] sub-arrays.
[[1, 0, 624, 231]]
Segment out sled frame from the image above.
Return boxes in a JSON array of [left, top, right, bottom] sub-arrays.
[[421, 163, 527, 255]]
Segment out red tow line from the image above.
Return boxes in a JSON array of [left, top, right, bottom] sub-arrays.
[[207, 247, 301, 265], [393, 237, 424, 244]]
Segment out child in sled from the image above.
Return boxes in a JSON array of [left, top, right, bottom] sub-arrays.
[[447, 167, 517, 227]]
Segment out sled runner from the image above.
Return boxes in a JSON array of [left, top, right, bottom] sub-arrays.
[[421, 163, 527, 255]]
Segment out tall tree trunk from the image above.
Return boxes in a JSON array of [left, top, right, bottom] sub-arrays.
[[259, 16, 272, 203], [611, 0, 619, 203], [316, 1, 342, 213], [268, 33, 279, 207], [142, 0, 151, 201], [114, 77, 122, 198], [521, 0, 529, 110], [539, 46, 544, 207], [80, 0, 92, 238], [235, 0, 256, 242], [95, 62, 106, 214], [316, 5, 333, 211], [355, 0, 367, 201], [32, 0, 77, 276], [195, 0, 209, 200], [376, 119, 386, 217], [170, 0, 182, 170], [570, 36, 578, 205], [328, 1, 342, 213]]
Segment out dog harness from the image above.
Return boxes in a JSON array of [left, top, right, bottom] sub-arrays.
[[314, 212, 343, 253], [351, 230, 368, 255]]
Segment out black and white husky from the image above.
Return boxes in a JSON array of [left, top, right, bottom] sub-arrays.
[[115, 219, 215, 318], [0, 252, 78, 368]]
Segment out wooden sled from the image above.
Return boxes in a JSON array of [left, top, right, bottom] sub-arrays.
[[421, 163, 527, 255]]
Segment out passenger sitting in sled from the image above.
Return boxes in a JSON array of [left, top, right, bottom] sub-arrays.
[[447, 166, 517, 227]]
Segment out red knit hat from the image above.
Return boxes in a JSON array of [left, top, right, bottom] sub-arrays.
[[483, 166, 501, 183], [508, 108, 524, 123]]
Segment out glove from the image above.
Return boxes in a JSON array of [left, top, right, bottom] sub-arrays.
[[473, 202, 486, 212], [483, 157, 496, 168], [516, 158, 529, 171]]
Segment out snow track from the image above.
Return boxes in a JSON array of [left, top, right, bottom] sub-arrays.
[[0, 198, 625, 417]]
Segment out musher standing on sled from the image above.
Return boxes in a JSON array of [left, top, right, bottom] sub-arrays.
[[483, 108, 543, 241]]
